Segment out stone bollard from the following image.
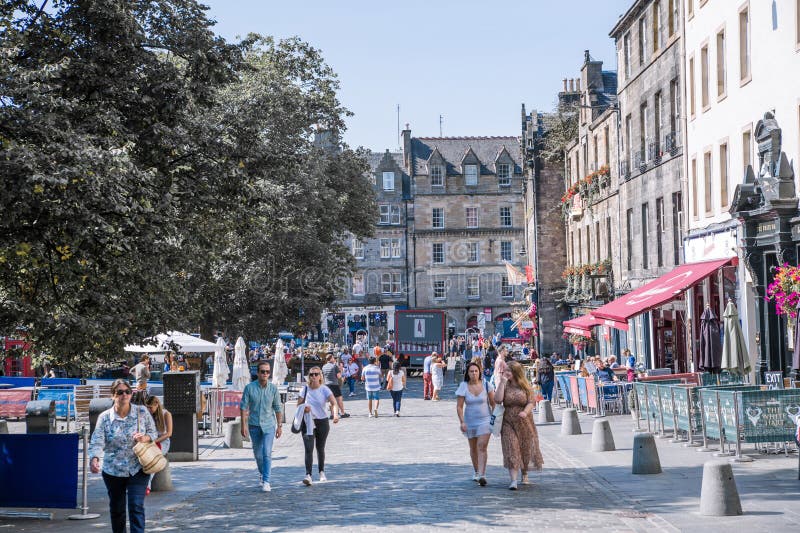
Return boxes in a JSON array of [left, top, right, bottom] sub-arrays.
[[560, 408, 582, 435], [537, 400, 555, 424], [0, 419, 8, 434], [632, 432, 662, 474], [224, 418, 243, 449], [591, 419, 616, 452], [699, 461, 743, 516], [151, 462, 174, 492]]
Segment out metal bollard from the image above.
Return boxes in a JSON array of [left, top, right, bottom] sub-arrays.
[[68, 426, 100, 520]]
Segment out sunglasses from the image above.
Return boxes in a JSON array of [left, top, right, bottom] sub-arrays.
[[309, 373, 321, 377], [258, 369, 271, 374], [115, 389, 133, 396]]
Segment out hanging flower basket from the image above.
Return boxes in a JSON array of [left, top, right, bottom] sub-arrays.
[[766, 263, 800, 317]]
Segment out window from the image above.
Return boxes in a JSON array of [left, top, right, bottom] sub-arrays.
[[382, 171, 395, 191], [623, 32, 632, 78], [593, 134, 599, 171], [467, 276, 480, 299], [688, 0, 694, 19], [500, 207, 512, 227], [464, 164, 478, 186], [669, 78, 679, 136], [352, 239, 364, 259], [433, 279, 447, 300], [639, 16, 648, 65], [641, 203, 649, 270], [465, 207, 479, 228], [691, 157, 698, 218], [391, 238, 401, 258], [739, 6, 751, 82], [653, 1, 662, 52], [672, 191, 682, 265], [379, 204, 400, 224], [654, 91, 662, 149], [382, 272, 400, 294], [656, 197, 664, 267], [604, 125, 610, 166], [501, 276, 513, 298], [606, 217, 612, 261], [720, 142, 729, 208], [497, 163, 511, 186], [797, 0, 800, 47], [700, 44, 709, 110], [640, 102, 648, 162], [742, 127, 752, 171], [352, 274, 364, 295], [625, 114, 633, 167], [703, 150, 712, 213], [668, 0, 678, 37], [578, 230, 582, 264], [689, 56, 696, 117], [430, 165, 444, 187], [432, 207, 444, 229], [500, 241, 512, 261], [716, 29, 726, 98], [595, 222, 601, 263], [380, 238, 391, 259], [432, 243, 444, 264], [626, 208, 634, 270], [467, 242, 479, 263]]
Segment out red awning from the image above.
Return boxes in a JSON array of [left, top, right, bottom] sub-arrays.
[[592, 257, 737, 324], [563, 313, 629, 334]]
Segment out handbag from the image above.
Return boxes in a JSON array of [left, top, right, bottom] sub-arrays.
[[489, 404, 504, 437], [133, 406, 167, 474], [291, 386, 308, 434]]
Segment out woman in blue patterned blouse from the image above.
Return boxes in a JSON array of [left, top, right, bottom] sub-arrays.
[[89, 379, 158, 533]]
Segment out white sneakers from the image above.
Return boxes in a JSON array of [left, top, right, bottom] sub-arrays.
[[472, 472, 480, 482], [303, 474, 312, 486], [319, 472, 328, 483], [509, 480, 518, 490], [262, 482, 271, 492]]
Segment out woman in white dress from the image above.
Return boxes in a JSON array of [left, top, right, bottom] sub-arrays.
[[431, 355, 445, 400]]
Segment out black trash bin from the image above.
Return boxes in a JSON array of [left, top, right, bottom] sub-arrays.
[[26, 400, 56, 434]]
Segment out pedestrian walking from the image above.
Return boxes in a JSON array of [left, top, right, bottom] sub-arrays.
[[386, 361, 406, 416], [361, 356, 382, 417], [431, 354, 445, 401], [322, 353, 349, 418], [144, 396, 172, 495], [298, 366, 339, 485], [536, 354, 555, 401], [378, 349, 392, 387], [494, 361, 544, 490], [422, 352, 434, 400], [130, 355, 150, 391], [342, 357, 360, 396], [240, 361, 283, 492], [89, 379, 158, 533], [456, 361, 494, 486]]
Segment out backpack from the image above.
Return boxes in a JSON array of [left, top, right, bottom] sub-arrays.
[[537, 359, 554, 383]]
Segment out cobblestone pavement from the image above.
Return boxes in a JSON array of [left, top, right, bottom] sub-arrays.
[[148, 378, 672, 533]]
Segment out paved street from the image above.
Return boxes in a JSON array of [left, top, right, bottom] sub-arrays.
[[3, 377, 800, 532]]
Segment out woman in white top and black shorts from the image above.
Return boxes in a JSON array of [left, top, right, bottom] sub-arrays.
[[386, 361, 406, 416], [298, 366, 339, 486]]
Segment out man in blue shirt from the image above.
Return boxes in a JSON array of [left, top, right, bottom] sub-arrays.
[[241, 361, 283, 492], [361, 356, 382, 417], [422, 352, 434, 400]]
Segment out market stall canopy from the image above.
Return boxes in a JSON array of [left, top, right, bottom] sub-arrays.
[[562, 313, 629, 335], [592, 257, 737, 324], [124, 331, 218, 353]]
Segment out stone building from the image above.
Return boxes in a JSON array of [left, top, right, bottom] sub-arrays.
[[521, 107, 569, 354], [560, 51, 621, 360], [402, 129, 526, 336], [608, 0, 686, 369], [324, 150, 412, 346]]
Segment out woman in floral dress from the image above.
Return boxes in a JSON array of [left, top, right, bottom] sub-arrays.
[[494, 361, 544, 490]]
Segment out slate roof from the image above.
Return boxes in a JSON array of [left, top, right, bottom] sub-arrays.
[[597, 71, 618, 108], [366, 150, 404, 171], [410, 136, 522, 176]]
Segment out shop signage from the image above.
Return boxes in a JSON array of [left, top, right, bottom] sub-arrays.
[[765, 371, 784, 390], [521, 320, 534, 329], [757, 221, 777, 238]]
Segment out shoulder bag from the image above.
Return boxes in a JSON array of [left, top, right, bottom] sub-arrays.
[[291, 386, 308, 434], [133, 406, 167, 474]]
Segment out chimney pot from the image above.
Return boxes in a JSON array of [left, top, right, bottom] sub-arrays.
[[569, 79, 574, 92], [576, 79, 581, 92], [563, 78, 568, 91]]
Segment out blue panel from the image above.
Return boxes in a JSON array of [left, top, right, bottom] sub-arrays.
[[0, 377, 36, 388], [41, 378, 82, 387], [0, 434, 78, 508]]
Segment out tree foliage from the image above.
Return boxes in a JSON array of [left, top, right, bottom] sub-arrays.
[[0, 1, 375, 365], [541, 103, 579, 165]]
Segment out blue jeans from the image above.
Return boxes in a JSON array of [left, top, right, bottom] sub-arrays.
[[390, 390, 403, 412], [346, 376, 356, 394], [249, 425, 276, 483], [540, 381, 554, 401], [102, 469, 149, 533]]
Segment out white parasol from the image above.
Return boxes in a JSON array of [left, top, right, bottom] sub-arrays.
[[212, 337, 230, 388], [232, 337, 250, 391], [272, 339, 288, 385]]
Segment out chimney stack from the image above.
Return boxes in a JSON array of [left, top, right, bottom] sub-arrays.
[[569, 79, 574, 92], [563, 78, 568, 92], [585, 49, 590, 63], [576, 78, 581, 92]]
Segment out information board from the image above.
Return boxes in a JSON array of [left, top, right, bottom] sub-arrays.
[[739, 389, 800, 443]]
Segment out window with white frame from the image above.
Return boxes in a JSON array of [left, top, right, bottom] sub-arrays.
[[381, 273, 393, 294], [390, 238, 401, 258], [352, 274, 364, 295], [432, 207, 445, 229], [465, 207, 479, 228], [430, 165, 444, 187], [500, 241, 512, 261], [467, 242, 479, 263], [639, 16, 647, 65], [467, 276, 480, 299], [464, 164, 478, 186], [501, 276, 513, 298], [433, 279, 447, 299], [497, 163, 511, 186], [739, 6, 750, 82], [380, 238, 391, 259], [352, 239, 364, 259], [391, 272, 401, 294], [379, 204, 401, 225], [382, 171, 395, 191], [500, 207, 512, 227], [432, 243, 445, 264]]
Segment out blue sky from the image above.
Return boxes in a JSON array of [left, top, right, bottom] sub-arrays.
[[202, 0, 633, 151]]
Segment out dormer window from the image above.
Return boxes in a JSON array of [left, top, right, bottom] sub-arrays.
[[430, 165, 444, 187], [382, 171, 395, 191], [464, 164, 478, 186], [498, 164, 511, 186]]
